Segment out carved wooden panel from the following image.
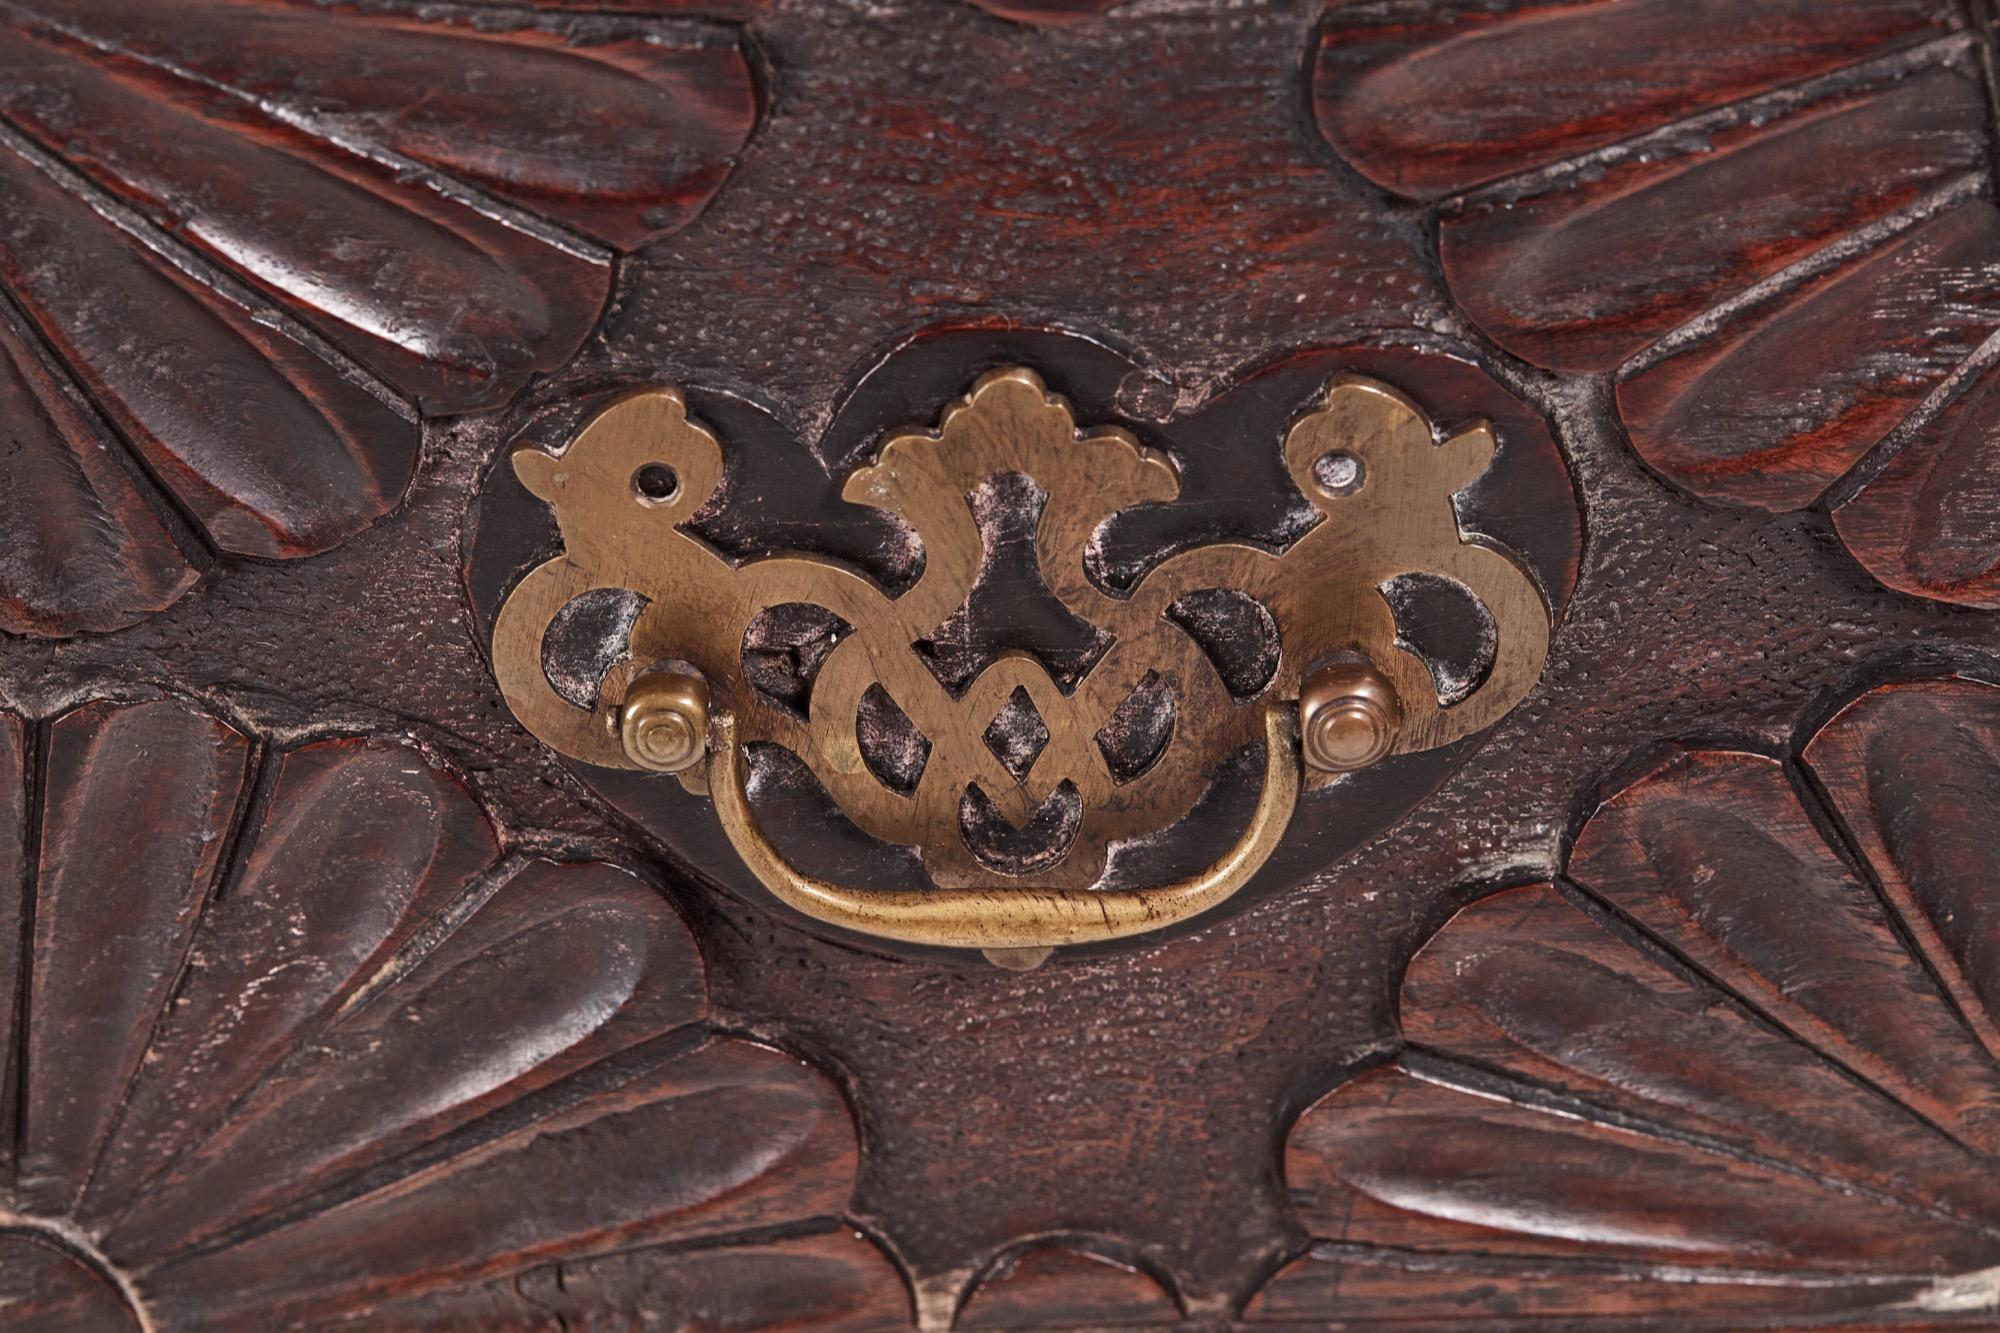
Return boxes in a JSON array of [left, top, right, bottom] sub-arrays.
[[4, 0, 2000, 1329], [0, 0, 756, 637]]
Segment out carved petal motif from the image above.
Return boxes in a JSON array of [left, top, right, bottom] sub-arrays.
[[0, 0, 758, 638], [0, 695, 877, 1330], [1311, 0, 2000, 607], [1264, 677, 2000, 1323]]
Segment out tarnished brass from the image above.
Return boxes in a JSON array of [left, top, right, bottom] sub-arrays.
[[1300, 662, 1402, 773], [491, 368, 1551, 958], [620, 669, 710, 773], [707, 703, 1298, 953]]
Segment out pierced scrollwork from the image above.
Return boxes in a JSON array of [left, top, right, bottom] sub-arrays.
[[491, 367, 1550, 954]]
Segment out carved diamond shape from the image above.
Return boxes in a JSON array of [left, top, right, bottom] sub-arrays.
[[982, 686, 1050, 783]]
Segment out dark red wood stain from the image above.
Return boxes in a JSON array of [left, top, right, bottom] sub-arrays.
[[1439, 68, 1990, 374], [1312, 0, 1958, 201], [0, 0, 760, 635], [1617, 202, 2000, 511], [959, 1245, 1179, 1327], [1836, 359, 2000, 608], [0, 696, 875, 1329], [7, 0, 2000, 1325], [1280, 678, 2000, 1321]]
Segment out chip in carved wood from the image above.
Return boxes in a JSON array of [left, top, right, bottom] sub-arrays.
[[491, 367, 1552, 959]]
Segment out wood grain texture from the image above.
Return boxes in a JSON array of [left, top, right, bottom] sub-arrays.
[[18, 0, 760, 254], [0, 695, 878, 1331], [20, 699, 251, 1218], [958, 1245, 1179, 1328], [312, 1228, 910, 1331], [1248, 1242, 1960, 1325], [8, 0, 2000, 1326], [0, 713, 24, 1168], [1311, 0, 1956, 201], [0, 20, 604, 416], [0, 304, 201, 637], [1278, 676, 2000, 1322], [0, 1236, 141, 1333], [145, 1040, 860, 1328], [1835, 357, 2000, 608], [1802, 679, 2000, 1061], [1315, 0, 2000, 610], [0, 0, 759, 637], [1617, 201, 2000, 511], [967, 0, 1128, 24], [0, 132, 418, 560], [1438, 68, 1991, 375]]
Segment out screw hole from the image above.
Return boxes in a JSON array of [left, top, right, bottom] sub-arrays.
[[632, 463, 680, 505], [1312, 450, 1363, 497]]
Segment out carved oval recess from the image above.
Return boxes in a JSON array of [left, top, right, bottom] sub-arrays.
[[0, 0, 758, 640], [1312, 0, 2000, 609], [0, 694, 904, 1330], [464, 324, 1582, 951], [1263, 675, 2000, 1324]]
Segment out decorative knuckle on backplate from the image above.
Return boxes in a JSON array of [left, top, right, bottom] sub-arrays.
[[491, 367, 1551, 960]]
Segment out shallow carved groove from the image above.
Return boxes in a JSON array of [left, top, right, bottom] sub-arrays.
[[1312, 0, 2000, 608], [1271, 675, 2000, 1324], [8, 0, 1987, 1325], [0, 693, 885, 1329], [0, 0, 760, 638]]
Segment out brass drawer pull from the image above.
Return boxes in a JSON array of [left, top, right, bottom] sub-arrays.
[[708, 703, 1298, 971], [491, 368, 1550, 963]]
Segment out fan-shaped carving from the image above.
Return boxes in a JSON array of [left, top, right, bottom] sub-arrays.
[[0, 0, 758, 638], [1311, 0, 2000, 609], [0, 694, 882, 1330], [1266, 676, 2000, 1323]]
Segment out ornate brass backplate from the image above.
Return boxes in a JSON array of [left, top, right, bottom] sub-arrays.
[[491, 368, 1550, 963]]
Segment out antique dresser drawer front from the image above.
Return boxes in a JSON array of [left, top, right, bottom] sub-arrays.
[[15, 0, 2000, 1325]]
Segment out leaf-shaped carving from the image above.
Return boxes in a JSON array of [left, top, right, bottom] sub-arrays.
[[1314, 0, 1954, 202], [0, 694, 885, 1330], [0, 0, 758, 639], [1311, 0, 2000, 609], [1263, 676, 2000, 1324], [1836, 357, 2000, 608]]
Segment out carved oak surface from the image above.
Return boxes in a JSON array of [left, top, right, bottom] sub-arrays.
[[5, 0, 2000, 1329]]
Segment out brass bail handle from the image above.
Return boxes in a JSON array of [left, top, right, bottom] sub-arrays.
[[614, 661, 1403, 968], [489, 369, 1554, 969]]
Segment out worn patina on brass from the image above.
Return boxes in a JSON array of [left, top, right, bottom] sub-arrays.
[[491, 368, 1551, 960]]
